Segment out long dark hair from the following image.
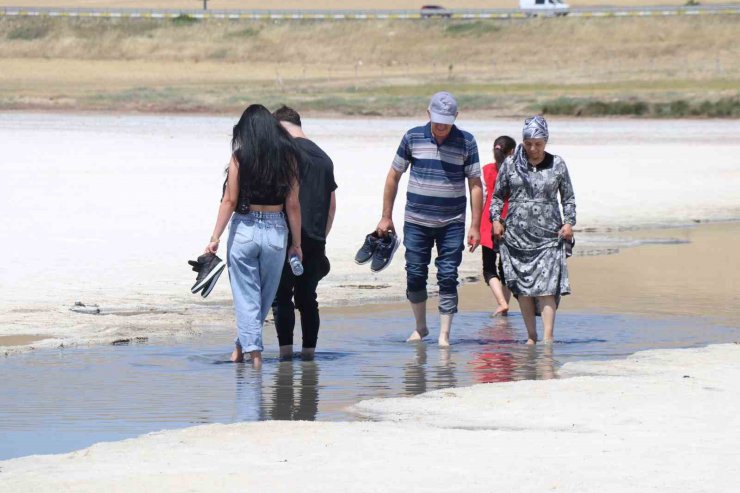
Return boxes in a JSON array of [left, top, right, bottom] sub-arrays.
[[493, 135, 516, 165], [232, 104, 299, 203]]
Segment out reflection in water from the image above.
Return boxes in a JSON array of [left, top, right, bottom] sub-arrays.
[[234, 364, 265, 422], [403, 343, 428, 395], [517, 344, 556, 381], [470, 320, 517, 384], [403, 343, 458, 396], [470, 320, 556, 383], [234, 359, 321, 422], [270, 360, 320, 421], [436, 348, 457, 389], [2, 310, 735, 459]]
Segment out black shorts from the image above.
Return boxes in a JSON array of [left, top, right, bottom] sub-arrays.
[[481, 245, 505, 285]]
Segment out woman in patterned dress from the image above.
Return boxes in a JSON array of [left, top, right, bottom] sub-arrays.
[[489, 116, 576, 344]]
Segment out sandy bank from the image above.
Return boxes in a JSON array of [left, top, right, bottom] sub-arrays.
[[0, 335, 47, 346], [1, 343, 737, 492], [2, 222, 739, 356], [0, 301, 233, 356], [459, 222, 740, 326]]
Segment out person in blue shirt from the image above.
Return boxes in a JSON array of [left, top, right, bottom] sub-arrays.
[[375, 92, 483, 347]]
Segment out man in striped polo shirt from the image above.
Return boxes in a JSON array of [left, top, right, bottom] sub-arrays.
[[376, 92, 483, 347]]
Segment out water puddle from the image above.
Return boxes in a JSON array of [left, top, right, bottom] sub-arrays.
[[1, 310, 736, 459]]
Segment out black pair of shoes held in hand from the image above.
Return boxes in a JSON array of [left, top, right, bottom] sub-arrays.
[[565, 237, 575, 258], [354, 231, 400, 273], [188, 252, 226, 298]]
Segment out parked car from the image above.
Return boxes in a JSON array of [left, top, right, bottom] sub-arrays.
[[519, 0, 570, 16], [420, 5, 452, 18]]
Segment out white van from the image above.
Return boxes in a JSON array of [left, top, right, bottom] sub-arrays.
[[519, 0, 570, 16]]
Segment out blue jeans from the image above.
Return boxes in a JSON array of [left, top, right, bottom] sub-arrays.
[[403, 221, 465, 314], [227, 211, 288, 352]]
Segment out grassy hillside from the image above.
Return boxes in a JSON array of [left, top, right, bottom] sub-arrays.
[[0, 14, 737, 116]]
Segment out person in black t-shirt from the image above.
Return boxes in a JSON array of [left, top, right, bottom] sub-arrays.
[[271, 106, 337, 361]]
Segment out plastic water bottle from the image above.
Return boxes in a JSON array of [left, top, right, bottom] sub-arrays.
[[289, 255, 304, 276]]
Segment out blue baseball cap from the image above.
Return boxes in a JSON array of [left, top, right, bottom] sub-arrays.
[[428, 91, 458, 125]]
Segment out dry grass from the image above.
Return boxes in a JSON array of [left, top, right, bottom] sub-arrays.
[[0, 15, 737, 115], [4, 0, 735, 9]]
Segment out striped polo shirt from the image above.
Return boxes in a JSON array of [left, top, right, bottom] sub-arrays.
[[392, 122, 481, 228]]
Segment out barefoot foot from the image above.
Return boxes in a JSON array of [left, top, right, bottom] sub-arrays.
[[231, 346, 244, 363], [438, 336, 450, 348], [406, 327, 429, 342], [526, 338, 537, 346], [492, 305, 509, 317]]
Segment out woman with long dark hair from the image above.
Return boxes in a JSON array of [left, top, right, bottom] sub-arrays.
[[205, 104, 302, 368], [490, 116, 576, 344]]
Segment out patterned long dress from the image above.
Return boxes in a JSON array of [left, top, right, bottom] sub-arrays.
[[489, 152, 576, 298]]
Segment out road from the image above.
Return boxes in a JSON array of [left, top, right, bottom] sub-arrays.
[[1, 4, 739, 20]]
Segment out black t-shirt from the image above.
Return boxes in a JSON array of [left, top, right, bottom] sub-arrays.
[[295, 138, 337, 242]]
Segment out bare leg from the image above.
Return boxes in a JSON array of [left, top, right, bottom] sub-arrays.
[[518, 296, 538, 344], [301, 347, 315, 361], [488, 278, 509, 316], [279, 345, 293, 361], [250, 350, 263, 369], [503, 285, 512, 305], [406, 301, 429, 342], [231, 345, 244, 363], [438, 313, 453, 347], [538, 295, 557, 343]]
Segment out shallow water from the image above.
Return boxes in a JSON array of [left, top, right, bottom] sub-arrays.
[[1, 309, 736, 460]]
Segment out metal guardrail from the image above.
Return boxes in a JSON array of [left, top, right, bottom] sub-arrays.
[[0, 4, 738, 20]]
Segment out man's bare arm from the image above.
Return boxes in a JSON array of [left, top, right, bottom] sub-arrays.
[[376, 168, 403, 236], [467, 176, 483, 252], [468, 176, 483, 229]]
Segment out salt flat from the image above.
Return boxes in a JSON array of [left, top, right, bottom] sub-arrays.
[[1, 114, 739, 351], [1, 344, 737, 492]]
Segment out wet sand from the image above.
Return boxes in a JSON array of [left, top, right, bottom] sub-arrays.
[[329, 221, 740, 326], [0, 335, 47, 347], [458, 222, 740, 326], [2, 222, 738, 353]]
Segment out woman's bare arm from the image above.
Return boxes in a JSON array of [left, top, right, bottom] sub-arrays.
[[206, 156, 239, 253]]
